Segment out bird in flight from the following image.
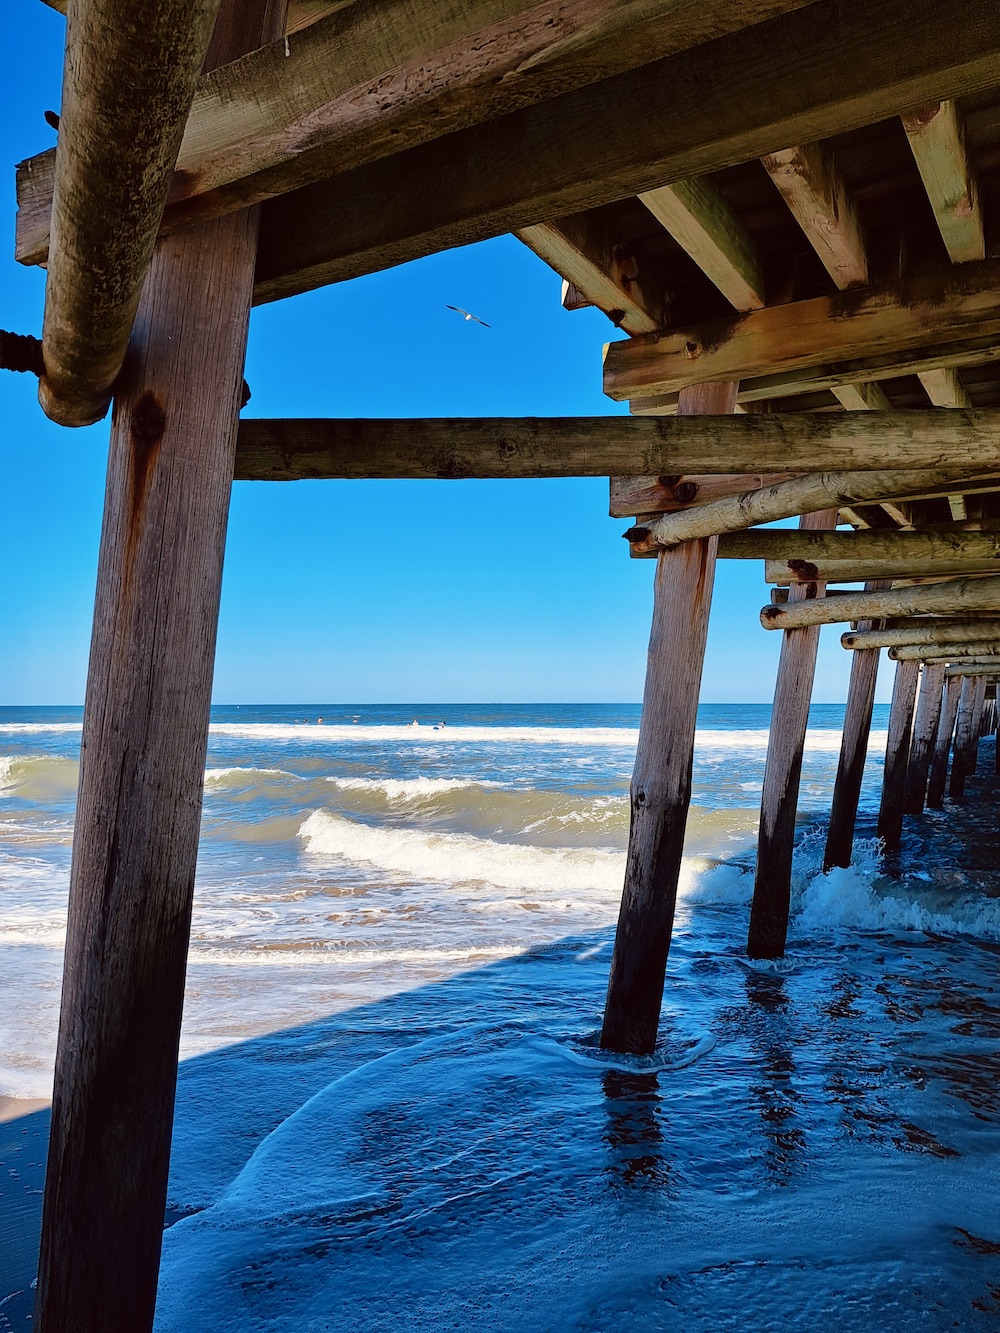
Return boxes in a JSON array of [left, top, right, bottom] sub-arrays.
[[446, 304, 491, 328]]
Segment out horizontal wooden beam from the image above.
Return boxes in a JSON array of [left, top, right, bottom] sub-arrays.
[[17, 0, 819, 271], [246, 0, 1000, 303], [631, 466, 995, 548], [39, 0, 341, 37], [604, 259, 1000, 401], [628, 333, 1000, 414], [944, 663, 1000, 677], [766, 557, 1000, 584], [844, 620, 1000, 649], [717, 529, 1000, 562], [761, 574, 1000, 630], [891, 643, 1000, 660], [610, 472, 796, 517], [234, 411, 1000, 481]]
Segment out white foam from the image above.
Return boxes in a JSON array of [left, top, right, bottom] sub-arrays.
[[298, 809, 624, 895], [206, 722, 640, 746], [328, 776, 500, 800]]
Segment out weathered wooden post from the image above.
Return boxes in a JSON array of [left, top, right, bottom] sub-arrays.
[[823, 582, 889, 871], [904, 660, 947, 813], [876, 658, 920, 850], [747, 507, 838, 960], [949, 675, 977, 797], [602, 379, 738, 1055], [34, 2, 287, 1330], [970, 674, 988, 770], [927, 673, 962, 808]]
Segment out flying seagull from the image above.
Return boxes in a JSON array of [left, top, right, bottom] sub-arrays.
[[446, 304, 491, 328]]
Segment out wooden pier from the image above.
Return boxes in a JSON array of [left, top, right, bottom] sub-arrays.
[[6, 0, 1000, 1324]]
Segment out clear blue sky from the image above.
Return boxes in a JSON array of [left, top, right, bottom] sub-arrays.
[[0, 3, 885, 705]]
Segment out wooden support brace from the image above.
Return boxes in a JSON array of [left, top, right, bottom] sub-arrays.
[[33, 0, 287, 1328], [823, 582, 889, 871], [747, 507, 838, 960], [601, 379, 738, 1056], [927, 673, 963, 807], [904, 661, 947, 813], [843, 620, 1000, 650], [761, 574, 1000, 632], [890, 642, 1000, 661], [876, 659, 920, 850]]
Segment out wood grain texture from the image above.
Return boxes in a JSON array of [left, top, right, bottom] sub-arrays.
[[762, 141, 868, 287], [610, 472, 796, 520], [920, 365, 972, 408], [518, 216, 667, 335], [904, 661, 947, 813], [823, 585, 888, 871], [891, 643, 1000, 661], [601, 379, 737, 1055], [927, 674, 963, 807], [628, 333, 1000, 415], [33, 0, 286, 1326], [604, 259, 1000, 401], [747, 508, 838, 960], [767, 557, 1000, 584], [843, 620, 1000, 650], [761, 575, 1000, 632], [876, 658, 920, 849], [903, 100, 984, 265], [18, 0, 816, 270], [245, 0, 1000, 303], [39, 0, 352, 38], [949, 675, 981, 796], [639, 177, 764, 311], [643, 465, 995, 549], [235, 410, 1000, 481], [720, 529, 1000, 563], [36, 0, 224, 425]]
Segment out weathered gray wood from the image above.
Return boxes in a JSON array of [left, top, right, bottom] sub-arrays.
[[643, 466, 992, 549], [719, 529, 1000, 563], [33, 0, 286, 1327], [767, 556, 1000, 584], [891, 642, 1000, 661], [927, 674, 963, 807], [611, 473, 797, 520], [747, 507, 838, 960], [19, 0, 818, 271], [904, 661, 947, 813], [843, 620, 1000, 650], [950, 675, 979, 796], [37, 0, 224, 425], [944, 663, 1000, 677], [762, 575, 1000, 631], [823, 582, 889, 871], [234, 411, 1000, 481], [246, 0, 1000, 303], [602, 379, 737, 1055], [604, 260, 1000, 402], [877, 659, 920, 850]]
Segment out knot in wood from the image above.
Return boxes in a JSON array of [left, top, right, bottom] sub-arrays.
[[788, 559, 819, 579], [634, 787, 646, 806], [623, 526, 651, 543], [684, 341, 700, 359], [131, 392, 165, 446], [674, 481, 699, 503]]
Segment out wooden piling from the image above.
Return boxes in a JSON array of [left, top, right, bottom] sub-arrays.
[[904, 660, 947, 813], [747, 507, 838, 960], [602, 379, 738, 1055], [927, 673, 962, 807], [33, 1, 288, 1330], [823, 582, 889, 872], [876, 658, 920, 850], [949, 675, 977, 797]]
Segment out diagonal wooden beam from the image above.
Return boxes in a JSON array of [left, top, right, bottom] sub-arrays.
[[762, 141, 868, 286], [639, 177, 764, 311], [517, 215, 667, 334], [902, 99, 985, 265], [762, 575, 1000, 630], [604, 259, 1000, 400], [249, 0, 1000, 303]]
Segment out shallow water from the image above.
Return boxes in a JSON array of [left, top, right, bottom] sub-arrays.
[[1, 703, 999, 1330]]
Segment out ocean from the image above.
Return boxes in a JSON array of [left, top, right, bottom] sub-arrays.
[[2, 703, 1000, 1330]]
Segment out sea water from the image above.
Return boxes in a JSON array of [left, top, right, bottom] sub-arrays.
[[2, 703, 1000, 1330]]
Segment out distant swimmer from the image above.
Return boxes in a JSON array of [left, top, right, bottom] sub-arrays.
[[352, 716, 360, 724], [410, 719, 420, 727], [317, 717, 323, 724]]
